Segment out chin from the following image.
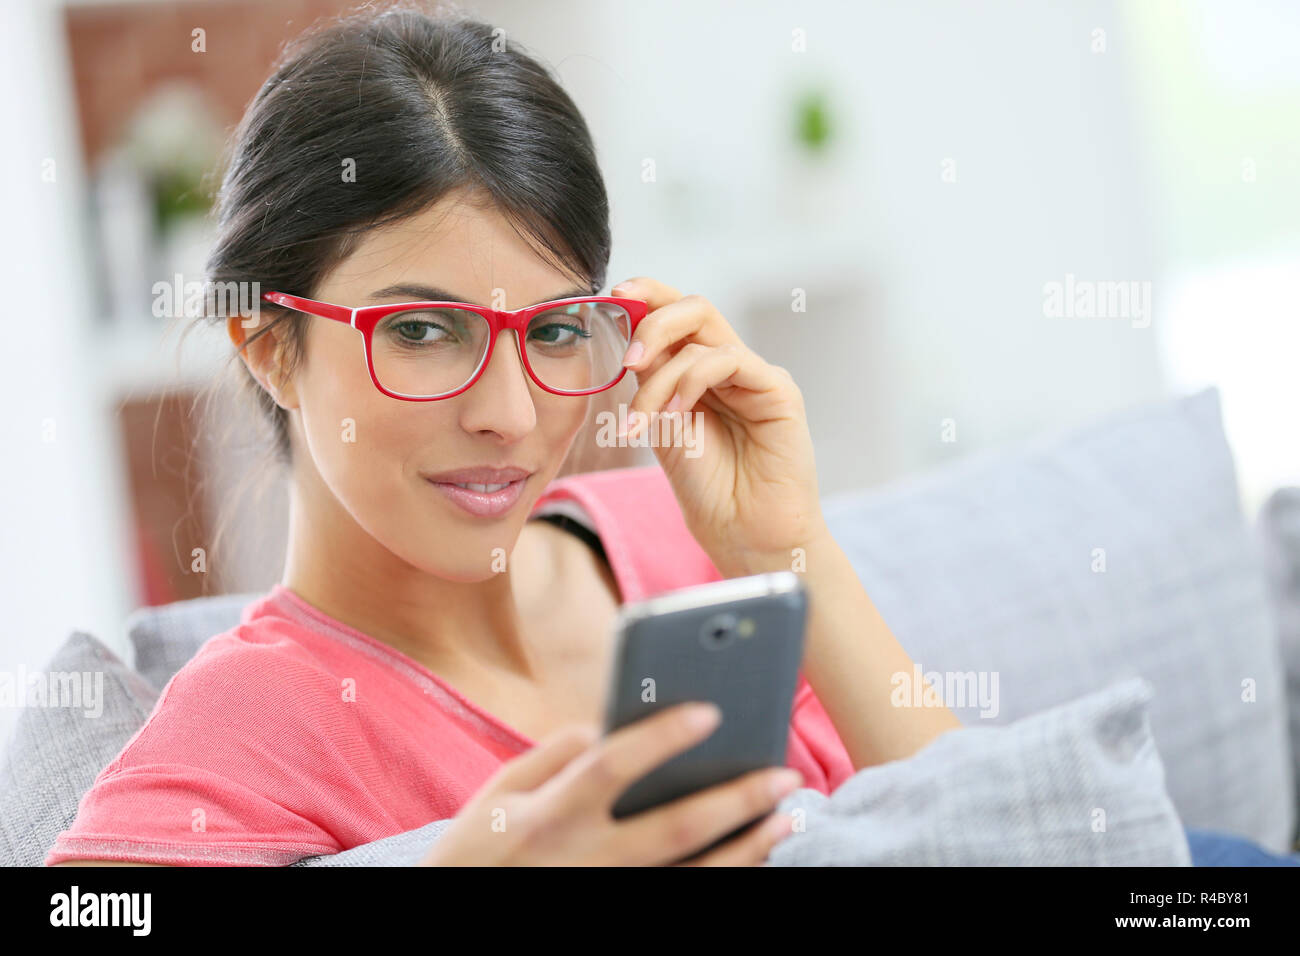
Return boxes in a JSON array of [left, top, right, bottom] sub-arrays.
[[403, 519, 525, 581]]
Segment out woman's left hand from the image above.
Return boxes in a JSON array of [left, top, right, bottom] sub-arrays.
[[610, 277, 829, 578]]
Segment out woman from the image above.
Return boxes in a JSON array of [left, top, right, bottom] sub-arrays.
[[48, 4, 960, 867]]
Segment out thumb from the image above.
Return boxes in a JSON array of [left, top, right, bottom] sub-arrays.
[[489, 723, 602, 793]]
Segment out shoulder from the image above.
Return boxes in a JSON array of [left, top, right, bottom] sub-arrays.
[[540, 464, 678, 512], [44, 605, 356, 865], [108, 604, 349, 773], [537, 466, 723, 600], [173, 610, 336, 701]]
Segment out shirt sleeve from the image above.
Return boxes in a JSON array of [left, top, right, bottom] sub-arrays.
[[44, 763, 344, 866], [45, 636, 348, 867]]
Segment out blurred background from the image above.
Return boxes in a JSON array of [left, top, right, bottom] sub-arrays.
[[2, 0, 1298, 742]]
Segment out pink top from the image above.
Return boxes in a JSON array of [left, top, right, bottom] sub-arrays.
[[45, 464, 854, 866]]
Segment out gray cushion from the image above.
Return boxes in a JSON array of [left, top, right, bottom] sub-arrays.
[[0, 633, 159, 866], [1257, 487, 1300, 832], [293, 676, 1190, 866], [820, 387, 1296, 852], [768, 676, 1190, 865]]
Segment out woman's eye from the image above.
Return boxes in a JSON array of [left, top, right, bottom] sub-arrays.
[[530, 322, 592, 347], [395, 321, 443, 342], [384, 314, 457, 346]]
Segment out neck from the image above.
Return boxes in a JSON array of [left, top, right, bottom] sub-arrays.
[[279, 463, 555, 682]]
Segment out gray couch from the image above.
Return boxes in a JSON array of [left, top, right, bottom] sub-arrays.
[[4, 386, 1298, 865]]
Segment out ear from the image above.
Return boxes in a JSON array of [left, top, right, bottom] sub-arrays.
[[227, 314, 299, 410]]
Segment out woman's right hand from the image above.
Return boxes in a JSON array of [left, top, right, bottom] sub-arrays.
[[418, 702, 802, 866]]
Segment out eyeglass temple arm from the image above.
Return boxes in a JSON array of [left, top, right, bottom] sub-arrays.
[[262, 291, 354, 325]]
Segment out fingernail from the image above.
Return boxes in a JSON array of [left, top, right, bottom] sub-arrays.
[[622, 341, 644, 367], [770, 769, 802, 799], [688, 702, 722, 732], [764, 813, 792, 840], [663, 392, 682, 414]]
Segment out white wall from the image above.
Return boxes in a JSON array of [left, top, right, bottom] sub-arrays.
[[0, 0, 136, 744]]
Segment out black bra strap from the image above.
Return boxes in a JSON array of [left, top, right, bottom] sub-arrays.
[[531, 512, 609, 566]]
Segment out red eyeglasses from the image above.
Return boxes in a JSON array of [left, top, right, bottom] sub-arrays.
[[259, 291, 648, 401]]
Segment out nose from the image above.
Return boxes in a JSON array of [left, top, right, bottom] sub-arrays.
[[456, 328, 538, 437]]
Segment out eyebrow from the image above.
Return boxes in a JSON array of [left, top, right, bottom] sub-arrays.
[[367, 282, 592, 308]]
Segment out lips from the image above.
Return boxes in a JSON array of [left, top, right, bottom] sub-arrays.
[[422, 466, 534, 518]]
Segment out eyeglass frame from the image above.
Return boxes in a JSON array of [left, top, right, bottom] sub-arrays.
[[259, 290, 650, 401]]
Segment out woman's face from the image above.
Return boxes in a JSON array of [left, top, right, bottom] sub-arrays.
[[277, 189, 593, 581]]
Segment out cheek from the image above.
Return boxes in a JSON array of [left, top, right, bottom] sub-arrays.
[[293, 330, 420, 507], [541, 393, 591, 448]]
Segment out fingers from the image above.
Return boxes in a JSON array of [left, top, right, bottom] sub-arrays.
[[618, 765, 803, 865], [610, 276, 683, 313], [614, 289, 744, 373], [675, 812, 795, 867], [537, 702, 722, 817], [489, 722, 601, 793], [608, 281, 793, 438], [621, 342, 791, 438]]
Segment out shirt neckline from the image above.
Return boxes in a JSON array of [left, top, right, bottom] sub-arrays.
[[267, 583, 539, 752]]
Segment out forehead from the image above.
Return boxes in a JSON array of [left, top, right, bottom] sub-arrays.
[[320, 190, 580, 303]]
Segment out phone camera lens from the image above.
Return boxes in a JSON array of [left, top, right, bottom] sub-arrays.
[[699, 612, 737, 649]]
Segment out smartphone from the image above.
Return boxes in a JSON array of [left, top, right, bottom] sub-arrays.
[[601, 570, 808, 856]]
